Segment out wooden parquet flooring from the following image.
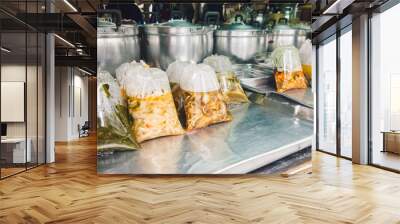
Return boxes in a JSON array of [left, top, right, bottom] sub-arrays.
[[1, 135, 400, 224]]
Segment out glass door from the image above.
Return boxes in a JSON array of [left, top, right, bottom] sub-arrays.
[[0, 0, 47, 179], [339, 27, 353, 159], [317, 35, 337, 155], [370, 2, 400, 172], [1, 30, 28, 178]]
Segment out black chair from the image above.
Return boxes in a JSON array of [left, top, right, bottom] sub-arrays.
[[79, 121, 90, 138]]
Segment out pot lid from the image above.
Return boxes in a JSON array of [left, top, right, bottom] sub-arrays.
[[291, 23, 311, 31], [219, 22, 260, 31], [97, 18, 139, 36], [144, 19, 212, 35], [273, 24, 293, 30], [97, 17, 117, 29], [215, 22, 266, 37], [160, 19, 200, 28]]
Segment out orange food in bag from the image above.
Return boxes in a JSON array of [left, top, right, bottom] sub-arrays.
[[271, 45, 308, 93], [125, 67, 184, 142], [274, 70, 308, 93], [180, 64, 232, 130], [182, 90, 232, 130]]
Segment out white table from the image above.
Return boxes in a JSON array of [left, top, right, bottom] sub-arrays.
[[1, 138, 31, 163]]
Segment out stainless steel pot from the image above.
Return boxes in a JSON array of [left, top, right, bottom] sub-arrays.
[[270, 22, 307, 51], [214, 22, 269, 62], [97, 19, 141, 74], [142, 20, 214, 70]]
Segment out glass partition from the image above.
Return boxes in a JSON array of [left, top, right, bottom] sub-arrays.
[[1, 31, 28, 177], [317, 36, 337, 155], [0, 1, 46, 179], [339, 27, 352, 158], [370, 3, 400, 171]]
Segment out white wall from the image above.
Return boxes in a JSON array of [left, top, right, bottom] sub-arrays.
[[1, 65, 40, 138], [54, 67, 89, 141]]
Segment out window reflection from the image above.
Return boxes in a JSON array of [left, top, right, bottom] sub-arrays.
[[318, 37, 337, 154], [340, 29, 352, 158], [371, 4, 400, 171]]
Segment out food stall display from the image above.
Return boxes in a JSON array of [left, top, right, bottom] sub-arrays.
[[203, 55, 249, 104], [124, 66, 185, 142], [97, 71, 140, 151], [271, 45, 308, 93]]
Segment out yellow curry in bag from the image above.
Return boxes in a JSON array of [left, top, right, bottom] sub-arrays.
[[125, 67, 184, 143], [204, 55, 249, 104]]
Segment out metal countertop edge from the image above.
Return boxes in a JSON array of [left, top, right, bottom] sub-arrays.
[[214, 136, 313, 174]]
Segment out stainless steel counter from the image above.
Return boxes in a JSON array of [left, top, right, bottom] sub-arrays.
[[97, 95, 313, 174]]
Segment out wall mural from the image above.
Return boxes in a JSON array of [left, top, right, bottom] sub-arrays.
[[97, 2, 313, 175]]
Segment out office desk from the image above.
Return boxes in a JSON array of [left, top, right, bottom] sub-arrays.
[[382, 131, 400, 155], [1, 138, 32, 163]]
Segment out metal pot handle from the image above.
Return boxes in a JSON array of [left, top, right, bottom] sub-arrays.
[[98, 9, 122, 27], [171, 10, 184, 20], [235, 14, 244, 23], [204, 11, 220, 25], [278, 17, 288, 25], [190, 26, 207, 34]]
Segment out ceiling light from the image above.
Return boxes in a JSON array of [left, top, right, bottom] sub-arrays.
[[63, 0, 78, 12], [323, 0, 355, 15], [1, 47, 11, 53], [78, 67, 93, 76], [54, 34, 75, 48]]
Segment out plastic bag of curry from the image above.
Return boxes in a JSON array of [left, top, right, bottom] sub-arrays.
[[97, 70, 140, 151], [180, 63, 232, 130], [271, 45, 308, 93], [124, 66, 184, 142], [204, 55, 249, 104]]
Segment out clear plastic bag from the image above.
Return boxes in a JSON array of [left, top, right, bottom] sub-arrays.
[[204, 55, 249, 104], [116, 60, 148, 99], [271, 45, 308, 93], [97, 70, 140, 151], [166, 60, 190, 111], [125, 67, 184, 142], [180, 63, 232, 130], [299, 39, 312, 82]]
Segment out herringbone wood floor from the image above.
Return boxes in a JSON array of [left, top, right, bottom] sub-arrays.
[[1, 135, 400, 224]]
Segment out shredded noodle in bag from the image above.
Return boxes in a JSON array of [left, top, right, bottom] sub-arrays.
[[271, 45, 308, 93], [125, 67, 184, 142], [180, 64, 232, 130], [204, 55, 249, 104], [97, 70, 140, 151]]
